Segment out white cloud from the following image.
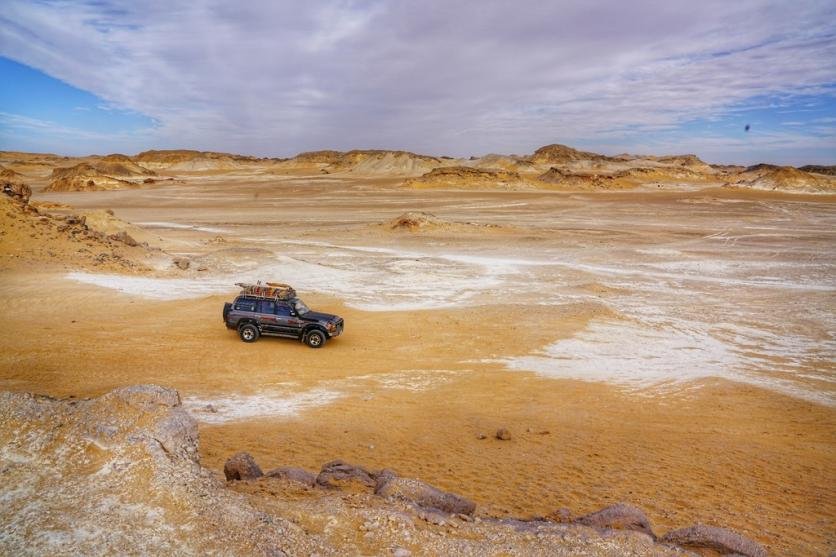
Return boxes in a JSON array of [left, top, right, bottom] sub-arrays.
[[0, 0, 834, 163]]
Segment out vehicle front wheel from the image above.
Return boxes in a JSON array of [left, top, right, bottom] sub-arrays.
[[238, 323, 260, 343], [304, 330, 326, 348]]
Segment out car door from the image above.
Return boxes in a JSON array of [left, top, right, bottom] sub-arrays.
[[256, 300, 280, 333], [275, 302, 303, 337]]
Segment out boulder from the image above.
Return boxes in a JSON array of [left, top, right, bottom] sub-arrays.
[[375, 471, 476, 515], [661, 524, 766, 557], [173, 257, 190, 270], [316, 460, 376, 489], [265, 466, 317, 487], [223, 452, 263, 481], [575, 503, 654, 538], [495, 428, 511, 441]]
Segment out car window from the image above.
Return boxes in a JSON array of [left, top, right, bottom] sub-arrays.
[[276, 303, 292, 316], [234, 299, 257, 312], [258, 300, 276, 314]]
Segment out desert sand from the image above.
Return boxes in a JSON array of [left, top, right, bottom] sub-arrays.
[[1, 146, 834, 555]]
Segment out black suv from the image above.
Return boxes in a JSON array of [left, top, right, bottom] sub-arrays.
[[223, 283, 343, 348]]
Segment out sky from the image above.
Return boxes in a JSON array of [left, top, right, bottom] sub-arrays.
[[0, 0, 834, 165]]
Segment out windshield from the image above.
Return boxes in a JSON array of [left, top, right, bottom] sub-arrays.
[[292, 297, 310, 315]]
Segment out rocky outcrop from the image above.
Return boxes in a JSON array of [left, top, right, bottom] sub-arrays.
[[386, 211, 504, 233], [90, 153, 156, 177], [292, 150, 345, 165], [661, 524, 767, 556], [45, 163, 139, 192], [0, 385, 318, 555], [537, 167, 636, 190], [2, 180, 31, 204], [0, 194, 152, 271], [134, 149, 262, 171], [388, 211, 446, 230], [575, 503, 655, 538], [316, 459, 377, 489], [375, 470, 477, 515], [405, 166, 533, 190], [798, 164, 836, 176], [529, 143, 612, 165], [725, 165, 835, 193], [655, 154, 714, 173], [322, 150, 444, 176]]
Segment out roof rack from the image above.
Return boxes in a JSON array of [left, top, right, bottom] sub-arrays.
[[235, 281, 296, 301]]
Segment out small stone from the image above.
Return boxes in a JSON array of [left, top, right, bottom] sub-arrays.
[[476, 433, 487, 440], [172, 257, 190, 270], [495, 428, 511, 441]]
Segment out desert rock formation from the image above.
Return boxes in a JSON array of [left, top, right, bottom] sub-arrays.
[[405, 166, 534, 190], [0, 385, 321, 556], [1, 384, 768, 555], [322, 149, 444, 176], [134, 149, 265, 171], [0, 190, 154, 271], [725, 165, 835, 193], [45, 163, 140, 192]]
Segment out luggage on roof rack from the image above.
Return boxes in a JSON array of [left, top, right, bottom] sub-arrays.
[[235, 281, 296, 301]]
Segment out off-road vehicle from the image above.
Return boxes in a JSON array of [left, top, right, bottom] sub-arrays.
[[223, 282, 343, 348]]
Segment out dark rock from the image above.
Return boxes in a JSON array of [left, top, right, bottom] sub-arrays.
[[375, 471, 476, 515], [107, 231, 139, 247], [495, 428, 511, 440], [316, 460, 376, 489], [173, 257, 190, 270], [661, 524, 766, 557], [575, 503, 654, 538], [265, 466, 317, 487], [65, 214, 86, 225], [2, 181, 31, 203], [223, 452, 263, 481]]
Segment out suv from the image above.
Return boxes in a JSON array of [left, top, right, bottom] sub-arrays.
[[223, 282, 343, 348]]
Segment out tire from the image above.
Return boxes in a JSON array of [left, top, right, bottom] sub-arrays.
[[238, 323, 259, 343], [304, 329, 326, 348]]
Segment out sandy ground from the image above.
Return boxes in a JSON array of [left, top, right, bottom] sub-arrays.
[[1, 172, 834, 554]]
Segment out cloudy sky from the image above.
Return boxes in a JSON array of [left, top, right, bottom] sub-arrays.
[[1, 0, 835, 164]]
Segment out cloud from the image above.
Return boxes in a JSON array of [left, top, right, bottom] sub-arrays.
[[0, 0, 834, 162]]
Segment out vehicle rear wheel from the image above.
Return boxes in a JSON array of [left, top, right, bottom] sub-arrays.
[[304, 329, 326, 348], [239, 323, 259, 343]]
